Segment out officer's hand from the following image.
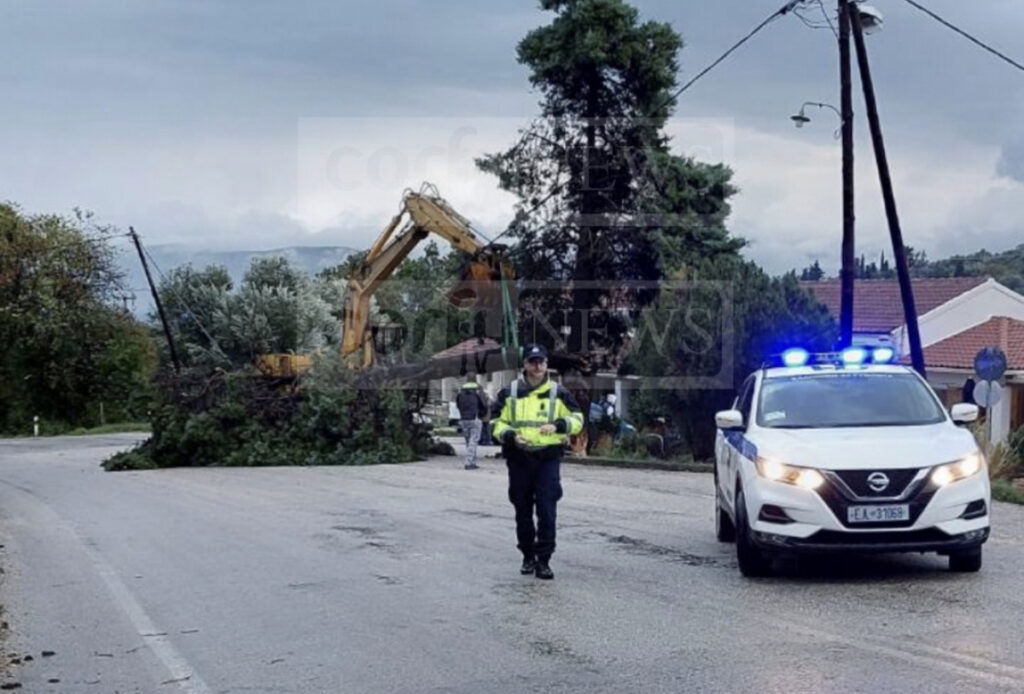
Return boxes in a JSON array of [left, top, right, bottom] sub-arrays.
[[539, 424, 556, 435], [514, 435, 529, 447]]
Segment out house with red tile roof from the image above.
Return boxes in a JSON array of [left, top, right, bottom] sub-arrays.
[[802, 277, 1024, 442]]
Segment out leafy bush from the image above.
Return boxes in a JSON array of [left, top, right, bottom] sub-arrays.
[[67, 422, 152, 436], [605, 430, 650, 460], [0, 205, 157, 434], [1007, 426, 1024, 472], [104, 447, 158, 471], [991, 479, 1024, 505], [987, 441, 1023, 481], [624, 258, 838, 459], [103, 357, 432, 471]]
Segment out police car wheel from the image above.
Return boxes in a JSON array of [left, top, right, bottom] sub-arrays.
[[714, 481, 735, 543], [948, 547, 982, 573], [735, 488, 771, 577]]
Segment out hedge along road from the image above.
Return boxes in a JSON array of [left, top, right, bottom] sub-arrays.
[[2, 435, 1024, 693]]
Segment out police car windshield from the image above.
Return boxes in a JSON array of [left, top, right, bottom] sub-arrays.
[[757, 372, 947, 429]]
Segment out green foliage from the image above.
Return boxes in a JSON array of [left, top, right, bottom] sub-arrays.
[[477, 0, 742, 360], [102, 355, 431, 470], [103, 447, 159, 471], [625, 257, 838, 458], [67, 422, 151, 435], [605, 429, 650, 460], [917, 244, 1024, 292], [994, 426, 1024, 480], [154, 256, 341, 368], [373, 241, 475, 358], [1008, 426, 1024, 464], [319, 240, 477, 363], [991, 479, 1024, 505], [985, 440, 1022, 481], [799, 260, 824, 281], [0, 204, 157, 433], [799, 243, 1024, 293]]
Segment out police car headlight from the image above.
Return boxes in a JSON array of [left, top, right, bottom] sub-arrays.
[[931, 452, 984, 487], [755, 457, 825, 490]]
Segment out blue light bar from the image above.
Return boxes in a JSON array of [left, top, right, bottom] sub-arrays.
[[841, 347, 868, 365], [871, 347, 896, 363], [781, 348, 810, 367]]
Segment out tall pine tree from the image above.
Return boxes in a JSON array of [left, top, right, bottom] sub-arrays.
[[478, 0, 741, 365]]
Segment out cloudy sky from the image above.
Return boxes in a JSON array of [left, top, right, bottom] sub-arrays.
[[3, 0, 1023, 274]]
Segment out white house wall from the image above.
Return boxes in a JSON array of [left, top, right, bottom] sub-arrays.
[[926, 368, 1015, 444], [893, 280, 1024, 353]]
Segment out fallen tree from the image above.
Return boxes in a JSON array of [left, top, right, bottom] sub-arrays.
[[103, 356, 436, 470]]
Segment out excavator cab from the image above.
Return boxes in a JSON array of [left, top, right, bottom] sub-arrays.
[[448, 244, 510, 309]]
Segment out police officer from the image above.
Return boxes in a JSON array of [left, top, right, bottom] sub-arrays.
[[491, 344, 583, 580]]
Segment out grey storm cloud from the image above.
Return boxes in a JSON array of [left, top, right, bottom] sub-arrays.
[[2, 0, 1023, 273], [997, 141, 1024, 184]]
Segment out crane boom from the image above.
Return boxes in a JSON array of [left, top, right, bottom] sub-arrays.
[[341, 184, 513, 368]]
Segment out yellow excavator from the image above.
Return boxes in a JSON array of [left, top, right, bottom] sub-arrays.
[[257, 183, 515, 377]]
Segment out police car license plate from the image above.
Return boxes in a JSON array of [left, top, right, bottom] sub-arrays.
[[847, 504, 909, 523]]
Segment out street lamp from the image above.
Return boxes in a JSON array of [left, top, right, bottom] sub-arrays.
[[855, 3, 884, 34], [790, 101, 843, 136]]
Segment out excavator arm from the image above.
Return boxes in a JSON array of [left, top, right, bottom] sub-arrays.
[[341, 184, 513, 368]]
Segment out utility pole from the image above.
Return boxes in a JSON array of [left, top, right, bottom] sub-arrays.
[[849, 10, 926, 377], [838, 0, 855, 348], [129, 226, 182, 374]]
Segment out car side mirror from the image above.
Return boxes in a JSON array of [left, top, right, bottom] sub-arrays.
[[715, 409, 745, 431], [951, 403, 979, 424]]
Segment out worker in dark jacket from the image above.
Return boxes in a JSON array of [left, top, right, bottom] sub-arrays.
[[491, 344, 583, 580], [455, 378, 488, 469]]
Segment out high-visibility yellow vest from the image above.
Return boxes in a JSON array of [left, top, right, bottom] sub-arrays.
[[492, 378, 583, 451]]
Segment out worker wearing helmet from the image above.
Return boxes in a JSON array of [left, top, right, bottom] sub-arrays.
[[455, 377, 489, 470], [491, 344, 584, 580]]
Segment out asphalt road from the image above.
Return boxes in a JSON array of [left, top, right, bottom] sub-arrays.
[[2, 435, 1024, 693]]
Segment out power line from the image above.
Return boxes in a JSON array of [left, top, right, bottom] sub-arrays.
[[487, 1, 798, 244], [900, 0, 1024, 74], [487, 184, 564, 247], [794, 8, 831, 32], [485, 0, 798, 248], [138, 240, 230, 362], [652, 0, 803, 112], [815, 0, 839, 39]]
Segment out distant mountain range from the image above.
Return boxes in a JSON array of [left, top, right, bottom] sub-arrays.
[[119, 244, 357, 316]]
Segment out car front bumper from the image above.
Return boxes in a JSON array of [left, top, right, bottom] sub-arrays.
[[740, 462, 991, 555], [752, 526, 989, 554]]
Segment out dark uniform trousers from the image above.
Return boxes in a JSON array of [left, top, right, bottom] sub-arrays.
[[506, 452, 563, 561]]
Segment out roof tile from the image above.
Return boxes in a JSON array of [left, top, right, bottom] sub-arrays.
[[918, 317, 1024, 371], [801, 277, 988, 332]]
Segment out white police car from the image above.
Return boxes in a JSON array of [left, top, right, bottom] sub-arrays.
[[714, 347, 990, 577]]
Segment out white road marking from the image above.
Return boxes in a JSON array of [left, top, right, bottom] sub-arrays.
[[0, 475, 212, 694], [83, 543, 214, 694]]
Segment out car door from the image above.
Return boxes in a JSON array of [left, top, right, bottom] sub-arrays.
[[720, 375, 756, 510]]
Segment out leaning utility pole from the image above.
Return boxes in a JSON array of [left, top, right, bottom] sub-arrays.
[[849, 10, 926, 377], [838, 0, 855, 348], [129, 226, 182, 374]]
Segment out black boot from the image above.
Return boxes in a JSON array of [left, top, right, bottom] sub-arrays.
[[535, 559, 554, 580], [520, 556, 537, 575]]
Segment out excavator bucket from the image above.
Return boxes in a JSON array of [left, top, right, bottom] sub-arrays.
[[448, 257, 502, 309]]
